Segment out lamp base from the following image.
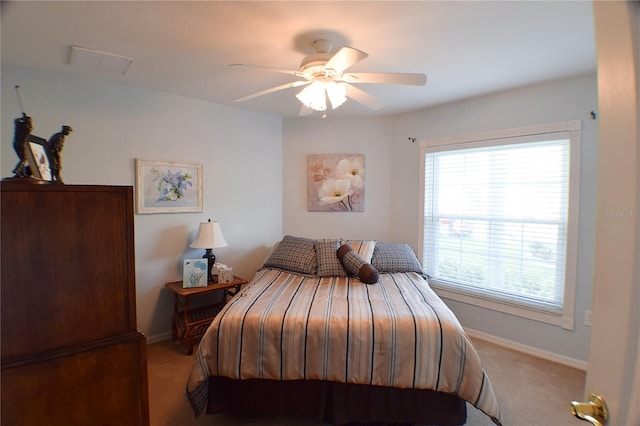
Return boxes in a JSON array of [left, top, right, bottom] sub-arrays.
[[203, 249, 216, 283]]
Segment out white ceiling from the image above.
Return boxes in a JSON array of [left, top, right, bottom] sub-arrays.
[[1, 1, 596, 118]]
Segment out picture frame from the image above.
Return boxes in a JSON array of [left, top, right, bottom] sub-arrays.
[[183, 258, 208, 288], [307, 154, 365, 212], [135, 159, 203, 214], [25, 135, 52, 181]]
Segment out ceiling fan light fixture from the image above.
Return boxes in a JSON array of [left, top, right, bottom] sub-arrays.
[[296, 80, 347, 112], [234, 39, 425, 115], [326, 82, 347, 109], [296, 81, 327, 111]]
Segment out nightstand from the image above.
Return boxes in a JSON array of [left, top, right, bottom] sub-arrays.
[[165, 276, 247, 355]]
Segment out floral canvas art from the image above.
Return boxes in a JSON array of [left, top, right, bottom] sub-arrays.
[[307, 154, 365, 212], [183, 259, 208, 288], [135, 159, 203, 214]]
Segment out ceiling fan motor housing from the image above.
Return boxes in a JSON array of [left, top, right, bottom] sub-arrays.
[[300, 53, 336, 79], [299, 39, 340, 80]]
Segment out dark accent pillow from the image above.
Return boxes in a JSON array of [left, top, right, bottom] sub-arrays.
[[344, 240, 376, 262], [262, 235, 317, 275], [337, 244, 379, 284], [371, 242, 424, 275], [316, 239, 347, 277]]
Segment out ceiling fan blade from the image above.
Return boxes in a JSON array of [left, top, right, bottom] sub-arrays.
[[345, 84, 385, 110], [229, 63, 303, 77], [342, 72, 427, 86], [235, 80, 310, 102], [325, 46, 368, 74]]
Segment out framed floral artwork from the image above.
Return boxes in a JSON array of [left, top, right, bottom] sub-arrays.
[[182, 259, 208, 288], [135, 159, 203, 214], [307, 154, 365, 212]]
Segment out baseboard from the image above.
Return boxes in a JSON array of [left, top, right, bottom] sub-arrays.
[[146, 331, 172, 345], [464, 327, 588, 371]]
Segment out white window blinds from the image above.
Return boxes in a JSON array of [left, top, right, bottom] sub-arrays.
[[422, 129, 576, 318]]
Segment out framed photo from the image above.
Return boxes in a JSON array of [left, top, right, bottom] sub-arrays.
[[25, 135, 52, 181], [183, 258, 208, 288], [135, 159, 203, 214], [307, 154, 365, 212]]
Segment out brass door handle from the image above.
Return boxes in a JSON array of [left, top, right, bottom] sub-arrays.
[[570, 394, 609, 426]]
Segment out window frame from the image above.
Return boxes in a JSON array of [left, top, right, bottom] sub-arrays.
[[419, 120, 581, 330]]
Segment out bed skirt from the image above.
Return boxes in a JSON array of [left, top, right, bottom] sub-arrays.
[[206, 376, 467, 425]]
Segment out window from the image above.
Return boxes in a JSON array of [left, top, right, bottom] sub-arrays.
[[419, 121, 581, 329]]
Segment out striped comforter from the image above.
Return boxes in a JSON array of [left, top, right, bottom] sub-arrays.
[[187, 268, 501, 424]]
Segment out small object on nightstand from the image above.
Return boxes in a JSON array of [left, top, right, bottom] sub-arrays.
[[182, 259, 208, 288], [189, 218, 228, 282], [217, 264, 234, 283]]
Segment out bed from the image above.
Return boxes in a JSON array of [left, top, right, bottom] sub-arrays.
[[186, 236, 502, 425]]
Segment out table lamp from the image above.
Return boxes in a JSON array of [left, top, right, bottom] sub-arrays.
[[190, 219, 228, 282]]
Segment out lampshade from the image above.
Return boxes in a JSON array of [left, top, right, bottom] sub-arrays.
[[190, 219, 228, 249], [296, 81, 347, 112], [296, 81, 326, 111], [326, 82, 347, 109]]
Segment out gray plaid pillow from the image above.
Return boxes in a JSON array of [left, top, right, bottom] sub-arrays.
[[263, 235, 317, 275], [315, 239, 347, 277], [371, 242, 424, 275]]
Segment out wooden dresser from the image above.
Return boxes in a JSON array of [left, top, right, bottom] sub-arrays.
[[1, 182, 150, 426]]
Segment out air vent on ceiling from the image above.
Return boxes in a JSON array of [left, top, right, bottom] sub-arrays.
[[68, 45, 133, 76]]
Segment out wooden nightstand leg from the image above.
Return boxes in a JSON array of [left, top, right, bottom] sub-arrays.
[[184, 333, 194, 355], [182, 295, 194, 355], [172, 295, 180, 343]]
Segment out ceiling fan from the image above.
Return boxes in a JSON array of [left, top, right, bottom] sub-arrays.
[[230, 39, 427, 117]]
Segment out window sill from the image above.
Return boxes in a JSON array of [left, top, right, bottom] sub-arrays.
[[429, 281, 575, 330]]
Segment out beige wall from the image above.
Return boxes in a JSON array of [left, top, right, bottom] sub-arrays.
[[283, 74, 598, 364], [282, 117, 394, 240], [1, 66, 284, 340]]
